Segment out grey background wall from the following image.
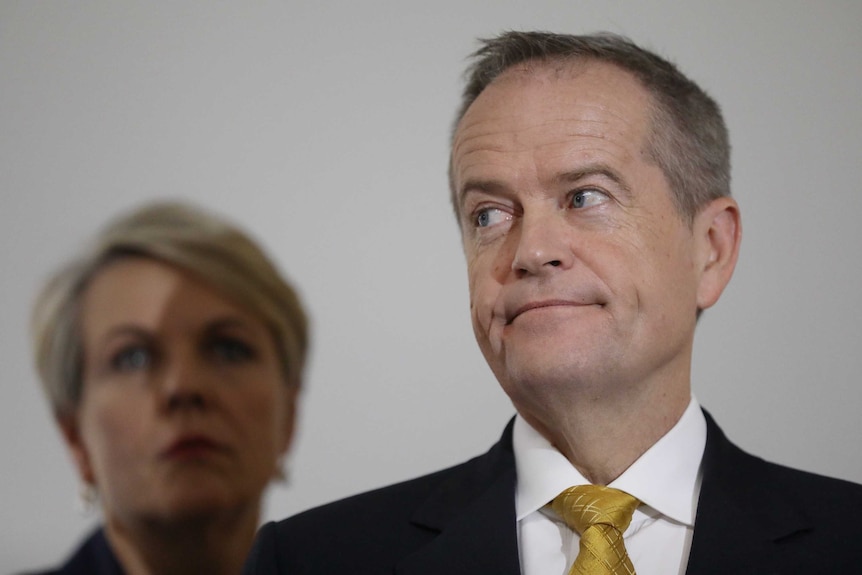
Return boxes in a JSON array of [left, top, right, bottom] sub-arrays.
[[2, 1, 860, 570]]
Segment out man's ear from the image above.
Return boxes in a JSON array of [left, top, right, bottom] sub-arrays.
[[694, 196, 742, 311], [57, 412, 96, 486]]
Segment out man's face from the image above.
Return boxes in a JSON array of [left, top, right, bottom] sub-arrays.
[[451, 61, 708, 414]]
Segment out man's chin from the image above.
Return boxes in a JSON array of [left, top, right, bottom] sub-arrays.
[[500, 356, 603, 396]]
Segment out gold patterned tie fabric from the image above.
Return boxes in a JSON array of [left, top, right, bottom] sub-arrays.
[[551, 485, 641, 575]]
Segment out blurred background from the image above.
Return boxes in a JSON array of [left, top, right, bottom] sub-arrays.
[[2, 1, 860, 570]]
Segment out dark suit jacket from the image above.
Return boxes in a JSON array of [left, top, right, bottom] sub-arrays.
[[244, 411, 862, 574], [21, 528, 125, 575]]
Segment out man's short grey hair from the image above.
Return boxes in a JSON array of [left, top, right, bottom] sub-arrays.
[[32, 201, 309, 417], [450, 31, 731, 225]]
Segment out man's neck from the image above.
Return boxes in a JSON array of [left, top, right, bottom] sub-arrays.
[[518, 382, 691, 486]]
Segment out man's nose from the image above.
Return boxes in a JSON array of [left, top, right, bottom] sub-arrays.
[[511, 211, 573, 278]]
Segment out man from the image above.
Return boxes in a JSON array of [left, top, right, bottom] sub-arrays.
[[245, 32, 862, 574]]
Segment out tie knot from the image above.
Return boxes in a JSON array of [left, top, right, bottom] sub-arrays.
[[551, 485, 640, 535]]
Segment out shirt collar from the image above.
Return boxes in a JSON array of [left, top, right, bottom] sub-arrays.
[[513, 397, 706, 526]]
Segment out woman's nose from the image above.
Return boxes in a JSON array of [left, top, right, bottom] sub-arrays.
[[158, 354, 211, 412]]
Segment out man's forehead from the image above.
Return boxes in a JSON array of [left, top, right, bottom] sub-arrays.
[[456, 60, 651, 140], [454, 61, 651, 161]]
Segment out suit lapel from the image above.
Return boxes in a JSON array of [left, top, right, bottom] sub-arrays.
[[685, 411, 810, 575], [396, 421, 521, 575]]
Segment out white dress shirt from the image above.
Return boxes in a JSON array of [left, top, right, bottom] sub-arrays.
[[513, 398, 706, 575]]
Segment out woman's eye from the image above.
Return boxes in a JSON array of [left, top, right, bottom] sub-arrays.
[[210, 338, 256, 363], [110, 346, 151, 372], [474, 207, 510, 228], [570, 189, 608, 209]]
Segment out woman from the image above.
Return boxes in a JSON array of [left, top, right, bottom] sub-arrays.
[[27, 201, 309, 575]]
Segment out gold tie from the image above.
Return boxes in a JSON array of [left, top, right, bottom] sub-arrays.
[[551, 485, 641, 575]]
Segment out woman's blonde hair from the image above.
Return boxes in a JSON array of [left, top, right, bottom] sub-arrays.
[[32, 201, 309, 417]]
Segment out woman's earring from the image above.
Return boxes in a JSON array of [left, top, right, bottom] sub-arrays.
[[273, 456, 289, 484], [77, 482, 98, 515]]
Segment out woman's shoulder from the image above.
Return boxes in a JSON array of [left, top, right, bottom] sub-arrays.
[[18, 528, 125, 575]]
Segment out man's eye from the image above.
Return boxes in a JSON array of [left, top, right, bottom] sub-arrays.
[[110, 347, 151, 372], [474, 207, 510, 228], [210, 338, 256, 363], [570, 189, 608, 209]]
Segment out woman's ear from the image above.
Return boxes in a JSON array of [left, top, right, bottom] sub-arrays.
[[279, 387, 298, 455], [694, 196, 742, 311], [57, 413, 96, 486], [271, 387, 299, 482]]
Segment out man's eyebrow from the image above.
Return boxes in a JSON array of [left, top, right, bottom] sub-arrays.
[[555, 165, 631, 193], [457, 164, 632, 206], [457, 179, 514, 211], [459, 179, 509, 197]]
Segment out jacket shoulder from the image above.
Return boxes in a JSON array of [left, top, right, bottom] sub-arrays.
[[245, 423, 516, 575], [755, 456, 862, 517], [18, 529, 124, 575], [689, 411, 862, 573], [703, 410, 862, 519]]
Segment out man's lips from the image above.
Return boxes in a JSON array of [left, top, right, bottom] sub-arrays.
[[506, 300, 596, 324]]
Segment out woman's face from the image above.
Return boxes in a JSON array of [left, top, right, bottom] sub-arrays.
[[61, 257, 296, 526]]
